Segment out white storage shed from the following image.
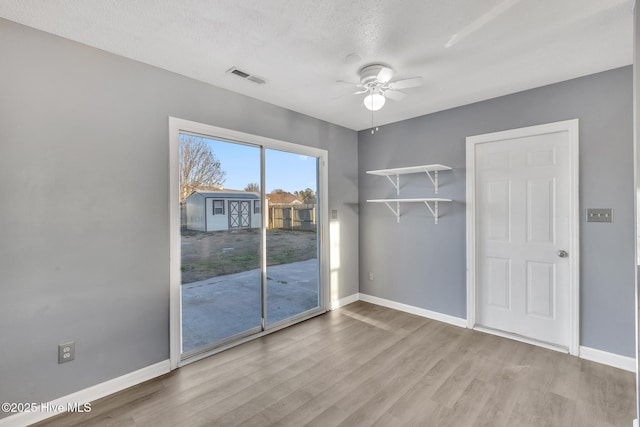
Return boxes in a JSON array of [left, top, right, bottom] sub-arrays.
[[185, 190, 261, 231]]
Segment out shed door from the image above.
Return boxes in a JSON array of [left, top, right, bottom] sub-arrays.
[[229, 200, 251, 228]]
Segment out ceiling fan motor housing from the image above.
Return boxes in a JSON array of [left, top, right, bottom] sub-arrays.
[[359, 64, 394, 85]]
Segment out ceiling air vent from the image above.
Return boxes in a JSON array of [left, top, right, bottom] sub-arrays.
[[226, 67, 266, 85]]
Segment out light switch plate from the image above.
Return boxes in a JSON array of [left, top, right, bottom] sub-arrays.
[[586, 208, 613, 223]]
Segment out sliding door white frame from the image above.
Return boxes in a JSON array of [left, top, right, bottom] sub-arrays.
[[168, 117, 329, 369]]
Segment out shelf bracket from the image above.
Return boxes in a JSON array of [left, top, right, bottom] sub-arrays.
[[384, 174, 400, 195], [424, 170, 439, 194], [423, 200, 440, 224], [382, 200, 401, 223]]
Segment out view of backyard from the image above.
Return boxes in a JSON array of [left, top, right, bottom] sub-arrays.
[[179, 133, 321, 353], [181, 228, 319, 352], [181, 228, 317, 284]]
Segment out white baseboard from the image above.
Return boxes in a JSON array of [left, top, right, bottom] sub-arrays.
[[579, 346, 636, 373], [358, 293, 467, 328], [0, 360, 170, 427], [330, 293, 359, 310]]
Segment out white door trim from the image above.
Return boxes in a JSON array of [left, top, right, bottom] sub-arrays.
[[168, 117, 330, 370], [465, 119, 580, 356]]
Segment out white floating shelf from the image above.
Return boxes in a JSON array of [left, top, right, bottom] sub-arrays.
[[366, 164, 452, 194], [366, 164, 452, 176], [367, 198, 453, 203], [366, 198, 452, 224]]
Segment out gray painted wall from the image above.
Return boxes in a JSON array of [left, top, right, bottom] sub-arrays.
[[359, 66, 635, 357], [0, 18, 358, 408]]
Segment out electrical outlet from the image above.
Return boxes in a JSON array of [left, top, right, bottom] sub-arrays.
[[58, 341, 75, 363], [331, 209, 338, 220], [368, 272, 374, 281]]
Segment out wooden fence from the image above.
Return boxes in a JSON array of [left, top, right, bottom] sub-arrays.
[[268, 204, 316, 231]]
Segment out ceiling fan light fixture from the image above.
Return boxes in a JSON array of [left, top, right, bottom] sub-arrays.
[[363, 92, 386, 111]]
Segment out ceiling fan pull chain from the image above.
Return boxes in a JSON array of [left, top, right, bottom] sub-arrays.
[[371, 98, 376, 134]]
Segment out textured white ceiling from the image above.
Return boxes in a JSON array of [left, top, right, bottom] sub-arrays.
[[0, 0, 634, 131]]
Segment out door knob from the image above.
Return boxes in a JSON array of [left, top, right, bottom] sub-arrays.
[[558, 250, 568, 258]]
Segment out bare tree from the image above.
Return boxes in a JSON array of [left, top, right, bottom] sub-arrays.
[[180, 135, 226, 203], [244, 182, 260, 193]]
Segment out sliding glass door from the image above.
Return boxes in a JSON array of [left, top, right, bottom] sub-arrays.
[[180, 134, 262, 354], [172, 122, 326, 362]]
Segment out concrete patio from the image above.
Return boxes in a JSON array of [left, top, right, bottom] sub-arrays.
[[181, 258, 319, 353]]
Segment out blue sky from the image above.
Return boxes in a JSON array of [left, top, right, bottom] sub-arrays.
[[190, 135, 317, 194]]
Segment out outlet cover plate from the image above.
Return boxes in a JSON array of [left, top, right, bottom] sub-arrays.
[[58, 341, 75, 363]]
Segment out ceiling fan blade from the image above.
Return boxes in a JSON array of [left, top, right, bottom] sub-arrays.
[[389, 77, 423, 90], [353, 89, 368, 95], [376, 67, 394, 83], [384, 90, 407, 101]]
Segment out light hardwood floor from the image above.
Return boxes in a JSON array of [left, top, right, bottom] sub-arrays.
[[35, 301, 635, 427]]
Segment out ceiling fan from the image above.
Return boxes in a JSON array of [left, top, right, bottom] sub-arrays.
[[352, 64, 423, 111]]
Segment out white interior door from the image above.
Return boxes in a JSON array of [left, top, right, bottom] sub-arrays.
[[468, 120, 579, 351]]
